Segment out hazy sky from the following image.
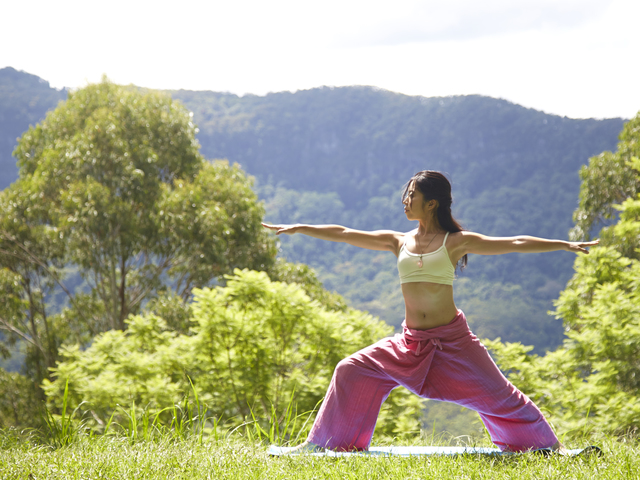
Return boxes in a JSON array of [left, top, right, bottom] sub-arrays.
[[2, 0, 638, 119]]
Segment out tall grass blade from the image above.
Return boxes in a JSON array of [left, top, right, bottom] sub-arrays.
[[42, 379, 86, 447]]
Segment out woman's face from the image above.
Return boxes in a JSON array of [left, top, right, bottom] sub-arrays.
[[403, 181, 425, 220], [403, 180, 436, 221]]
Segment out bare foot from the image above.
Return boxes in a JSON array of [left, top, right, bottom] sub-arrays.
[[286, 441, 325, 454], [551, 440, 569, 455]]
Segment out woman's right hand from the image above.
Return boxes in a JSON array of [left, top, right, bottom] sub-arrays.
[[262, 223, 300, 235]]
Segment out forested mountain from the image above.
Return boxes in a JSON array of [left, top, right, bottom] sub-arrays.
[[0, 67, 67, 188], [0, 68, 625, 354]]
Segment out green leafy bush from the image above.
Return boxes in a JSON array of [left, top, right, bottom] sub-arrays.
[[43, 269, 424, 440]]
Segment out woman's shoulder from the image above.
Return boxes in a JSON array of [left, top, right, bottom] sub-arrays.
[[445, 230, 482, 250], [401, 228, 419, 241], [447, 230, 481, 240]]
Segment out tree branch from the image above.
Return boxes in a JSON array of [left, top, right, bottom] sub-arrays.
[[0, 233, 89, 325], [0, 316, 43, 352]]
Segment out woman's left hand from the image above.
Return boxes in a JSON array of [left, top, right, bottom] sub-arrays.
[[566, 239, 599, 254], [262, 223, 300, 235]]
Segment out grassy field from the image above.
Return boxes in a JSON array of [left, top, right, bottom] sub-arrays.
[[1, 433, 638, 479]]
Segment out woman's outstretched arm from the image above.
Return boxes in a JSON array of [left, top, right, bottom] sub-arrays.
[[262, 223, 404, 253], [456, 231, 599, 256]]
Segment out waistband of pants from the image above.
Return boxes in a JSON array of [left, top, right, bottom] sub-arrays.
[[401, 310, 471, 344]]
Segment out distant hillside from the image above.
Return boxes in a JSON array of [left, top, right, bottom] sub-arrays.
[[0, 68, 626, 352], [171, 87, 622, 210], [0, 67, 67, 188]]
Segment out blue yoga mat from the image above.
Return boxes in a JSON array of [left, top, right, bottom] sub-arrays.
[[268, 445, 601, 457]]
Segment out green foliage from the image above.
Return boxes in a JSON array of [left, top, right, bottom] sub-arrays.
[[571, 112, 640, 244], [375, 387, 427, 441], [43, 380, 87, 448], [455, 278, 564, 354], [0, 188, 68, 382], [11, 78, 274, 334], [43, 270, 424, 440], [145, 291, 193, 335], [421, 401, 484, 440], [266, 257, 347, 312], [0, 369, 44, 430]]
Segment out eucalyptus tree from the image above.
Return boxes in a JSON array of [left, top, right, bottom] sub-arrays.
[[571, 113, 640, 248], [0, 184, 68, 384], [2, 79, 275, 375]]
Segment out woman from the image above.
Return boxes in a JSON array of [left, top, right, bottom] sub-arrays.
[[262, 170, 597, 453]]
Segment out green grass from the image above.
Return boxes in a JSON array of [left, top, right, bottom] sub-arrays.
[[2, 386, 637, 479], [0, 433, 638, 479]]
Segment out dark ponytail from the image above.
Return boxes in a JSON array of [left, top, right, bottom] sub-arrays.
[[402, 170, 467, 271]]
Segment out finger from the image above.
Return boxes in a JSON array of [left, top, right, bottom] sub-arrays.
[[569, 244, 585, 254]]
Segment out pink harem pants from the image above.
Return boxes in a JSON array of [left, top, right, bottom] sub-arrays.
[[307, 310, 557, 452]]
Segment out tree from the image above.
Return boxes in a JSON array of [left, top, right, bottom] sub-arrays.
[[570, 113, 640, 246], [43, 269, 425, 439], [0, 187, 68, 385], [9, 79, 275, 337], [0, 368, 44, 429]]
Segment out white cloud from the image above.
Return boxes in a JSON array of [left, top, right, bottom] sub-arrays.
[[332, 0, 614, 46]]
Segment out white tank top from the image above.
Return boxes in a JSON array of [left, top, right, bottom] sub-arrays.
[[397, 231, 455, 285]]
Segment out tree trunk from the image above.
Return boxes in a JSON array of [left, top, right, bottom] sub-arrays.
[[118, 255, 128, 330]]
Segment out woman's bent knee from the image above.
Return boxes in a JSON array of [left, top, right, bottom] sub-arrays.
[[334, 357, 359, 377]]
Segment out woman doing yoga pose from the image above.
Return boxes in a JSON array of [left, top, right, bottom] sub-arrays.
[[262, 170, 598, 453]]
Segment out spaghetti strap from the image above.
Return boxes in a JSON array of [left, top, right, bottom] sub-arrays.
[[442, 231, 450, 247]]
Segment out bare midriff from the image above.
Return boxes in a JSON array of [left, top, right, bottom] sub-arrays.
[[401, 282, 459, 330]]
